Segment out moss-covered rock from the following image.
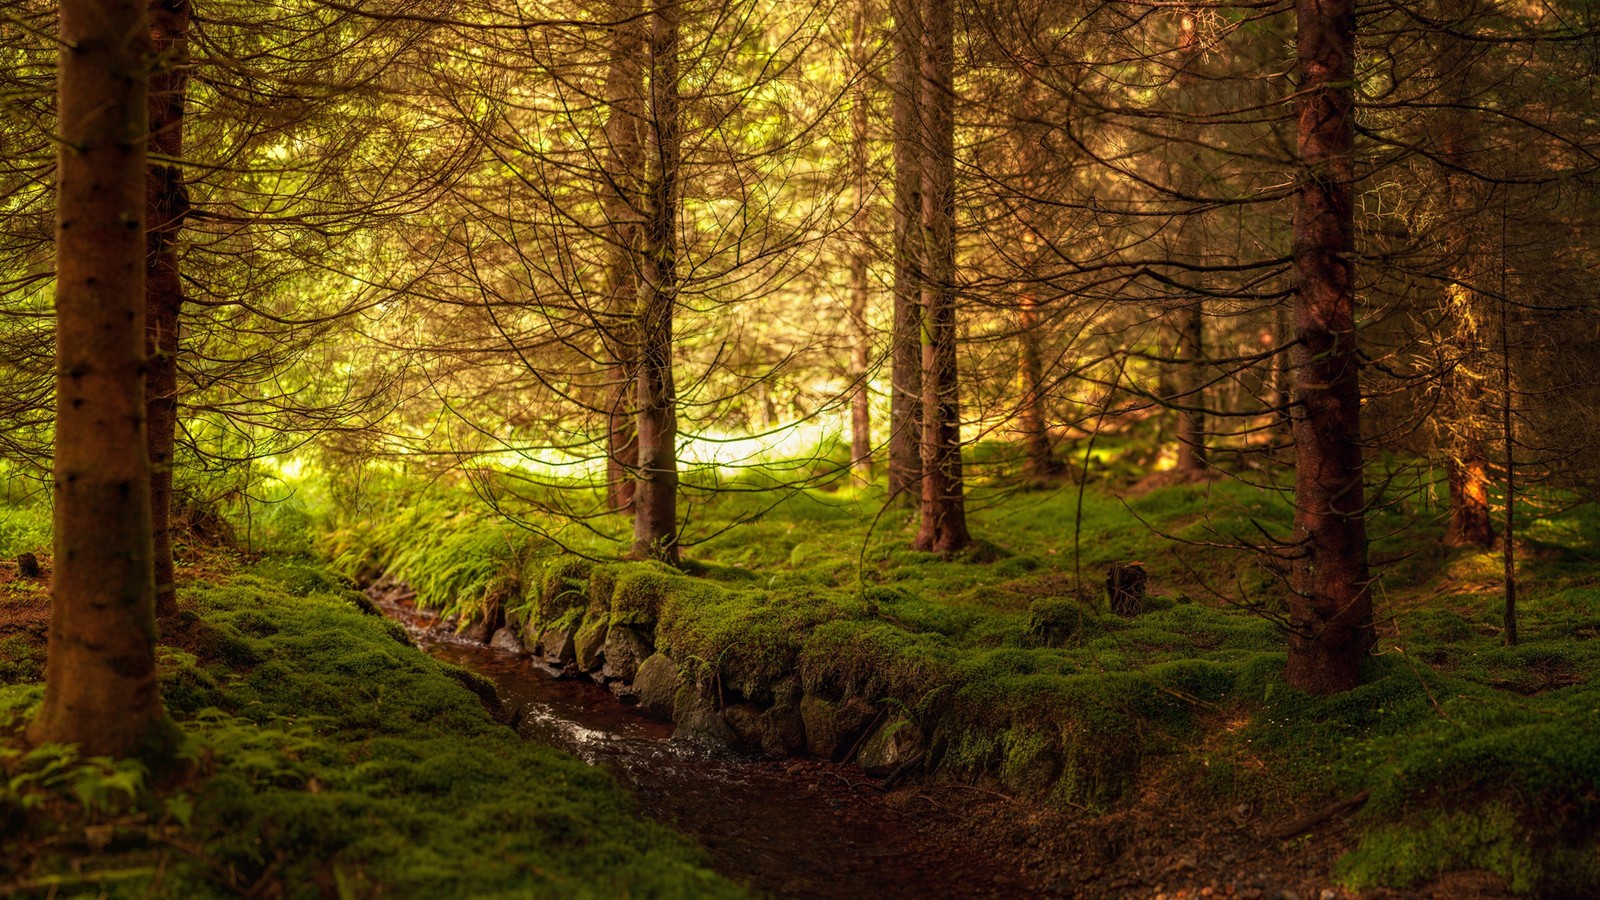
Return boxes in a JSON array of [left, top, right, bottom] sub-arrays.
[[859, 717, 925, 777], [633, 653, 682, 721]]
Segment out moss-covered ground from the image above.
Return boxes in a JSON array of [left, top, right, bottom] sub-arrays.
[[0, 506, 739, 898], [317, 463, 1600, 895]]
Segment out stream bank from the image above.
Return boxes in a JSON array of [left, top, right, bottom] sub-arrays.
[[375, 585, 1038, 898], [370, 576, 1446, 900]]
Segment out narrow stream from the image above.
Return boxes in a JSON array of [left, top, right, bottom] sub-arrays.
[[380, 598, 1033, 898]]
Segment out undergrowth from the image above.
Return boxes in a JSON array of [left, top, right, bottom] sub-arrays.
[[315, 463, 1600, 895]]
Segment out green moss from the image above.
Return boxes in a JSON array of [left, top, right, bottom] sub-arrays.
[[2, 564, 742, 899], [610, 564, 677, 626]]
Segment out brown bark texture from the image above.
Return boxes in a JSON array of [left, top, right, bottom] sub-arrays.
[[1173, 13, 1207, 476], [1436, 15, 1495, 550], [147, 0, 191, 618], [631, 0, 680, 564], [911, 0, 970, 554], [1016, 296, 1056, 478], [887, 0, 923, 501], [1285, 0, 1374, 694], [31, 0, 176, 757], [602, 1, 645, 515], [847, 0, 874, 487]]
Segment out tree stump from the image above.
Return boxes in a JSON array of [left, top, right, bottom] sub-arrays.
[[1107, 562, 1146, 617], [16, 552, 41, 579]]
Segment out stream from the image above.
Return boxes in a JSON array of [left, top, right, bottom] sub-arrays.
[[378, 598, 1037, 899]]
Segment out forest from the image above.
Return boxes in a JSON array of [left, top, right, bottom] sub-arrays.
[[1, 0, 1598, 896]]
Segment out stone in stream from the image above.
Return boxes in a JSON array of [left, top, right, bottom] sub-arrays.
[[721, 702, 766, 753], [539, 624, 578, 666], [754, 678, 807, 757], [759, 697, 807, 757], [800, 695, 877, 761], [574, 618, 608, 671], [631, 653, 682, 721], [857, 717, 925, 777], [600, 625, 652, 683], [489, 627, 525, 655], [671, 688, 738, 750]]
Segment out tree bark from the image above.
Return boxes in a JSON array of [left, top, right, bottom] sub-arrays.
[[1173, 12, 1207, 477], [631, 0, 680, 564], [31, 0, 176, 757], [1017, 296, 1056, 479], [911, 0, 970, 554], [1436, 10, 1495, 550], [602, 0, 645, 514], [1285, 0, 1374, 695], [147, 0, 190, 619], [887, 0, 923, 501], [848, 0, 874, 488]]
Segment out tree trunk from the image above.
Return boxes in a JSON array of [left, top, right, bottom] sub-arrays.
[[911, 0, 970, 554], [1173, 12, 1207, 477], [1174, 302, 1206, 474], [602, 1, 645, 514], [631, 0, 680, 565], [848, 0, 874, 488], [30, 0, 176, 757], [887, 0, 923, 501], [1285, 0, 1373, 695], [147, 0, 190, 619], [1017, 296, 1056, 479], [1436, 10, 1495, 550]]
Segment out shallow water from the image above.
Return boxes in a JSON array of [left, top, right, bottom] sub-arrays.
[[382, 599, 1028, 898]]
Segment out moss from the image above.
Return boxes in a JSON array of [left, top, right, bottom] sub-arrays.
[[309, 471, 1600, 894], [2, 563, 742, 899], [538, 557, 591, 621], [610, 564, 677, 626]]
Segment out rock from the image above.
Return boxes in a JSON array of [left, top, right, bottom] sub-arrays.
[[574, 618, 608, 671], [758, 682, 812, 752], [759, 694, 808, 757], [632, 653, 682, 720], [600, 625, 652, 682], [458, 620, 490, 644], [721, 703, 765, 752], [672, 690, 737, 750], [1319, 891, 1337, 900], [857, 717, 925, 777], [539, 624, 577, 666], [800, 695, 877, 761], [489, 627, 525, 654], [16, 552, 41, 578]]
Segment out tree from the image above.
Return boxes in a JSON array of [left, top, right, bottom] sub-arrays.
[[887, 0, 923, 501], [29, 0, 177, 756], [600, 0, 646, 514], [910, 0, 970, 553], [631, 0, 681, 563], [147, 0, 191, 617], [1284, 0, 1374, 694]]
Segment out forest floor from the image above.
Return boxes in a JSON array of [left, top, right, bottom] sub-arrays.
[[2, 463, 1598, 896], [317, 463, 1600, 897]]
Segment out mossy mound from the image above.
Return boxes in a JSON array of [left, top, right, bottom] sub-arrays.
[[1, 568, 741, 899]]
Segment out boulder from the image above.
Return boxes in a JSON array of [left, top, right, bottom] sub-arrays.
[[600, 625, 652, 683], [574, 618, 609, 671], [489, 627, 525, 655], [632, 653, 682, 721], [671, 689, 737, 750], [800, 695, 878, 761], [857, 717, 925, 777], [759, 700, 808, 757], [539, 624, 578, 666], [720, 703, 765, 753]]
